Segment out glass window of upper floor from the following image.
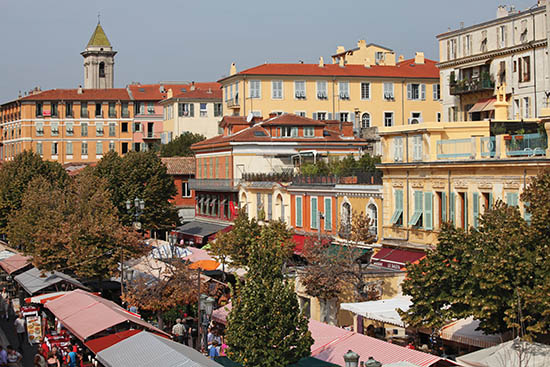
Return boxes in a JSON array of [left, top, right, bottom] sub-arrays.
[[272, 81, 283, 99], [339, 81, 349, 100], [383, 83, 394, 100], [317, 81, 328, 100], [295, 81, 306, 99], [249, 80, 261, 98], [407, 83, 426, 100]]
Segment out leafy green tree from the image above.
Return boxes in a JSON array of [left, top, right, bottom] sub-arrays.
[[299, 153, 381, 177], [7, 172, 145, 279], [160, 131, 206, 157], [0, 151, 67, 233], [226, 222, 313, 367], [93, 151, 178, 230]]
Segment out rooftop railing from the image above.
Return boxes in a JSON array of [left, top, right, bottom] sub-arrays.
[[436, 138, 475, 159], [505, 133, 547, 157]]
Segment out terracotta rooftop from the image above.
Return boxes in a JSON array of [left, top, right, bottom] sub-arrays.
[[20, 88, 130, 101], [161, 157, 195, 175], [171, 87, 222, 100], [262, 114, 325, 126], [129, 82, 220, 101], [220, 59, 439, 82]]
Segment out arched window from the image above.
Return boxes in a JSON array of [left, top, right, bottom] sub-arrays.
[[361, 113, 371, 128], [367, 203, 378, 236], [276, 194, 285, 222], [99, 62, 105, 78]]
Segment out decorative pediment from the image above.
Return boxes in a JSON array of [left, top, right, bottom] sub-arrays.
[[453, 180, 468, 189], [392, 180, 404, 188], [411, 181, 424, 189], [432, 180, 446, 189], [504, 180, 520, 189], [477, 181, 493, 190]]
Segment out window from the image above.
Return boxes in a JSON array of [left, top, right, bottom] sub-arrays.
[[361, 82, 370, 100], [393, 136, 404, 161], [272, 80, 283, 99], [324, 198, 332, 230], [200, 103, 208, 117], [66, 142, 73, 156], [96, 122, 104, 136], [66, 102, 73, 117], [412, 135, 423, 161], [437, 112, 441, 122], [133, 122, 142, 133], [520, 19, 528, 43], [463, 34, 472, 56], [108, 102, 116, 118], [407, 83, 426, 100], [36, 102, 43, 117], [178, 103, 194, 117], [95, 103, 102, 117], [136, 102, 145, 115], [81, 142, 88, 156], [384, 112, 394, 127], [295, 81, 306, 99], [66, 122, 74, 136], [317, 81, 328, 99], [433, 84, 440, 100], [99, 62, 105, 78], [295, 111, 306, 117], [51, 122, 59, 136], [480, 30, 488, 52], [375, 52, 384, 64], [96, 142, 103, 155], [339, 81, 349, 100], [36, 142, 43, 156], [81, 122, 88, 137], [424, 192, 433, 230], [390, 190, 403, 226], [122, 102, 129, 118], [51, 142, 58, 156], [281, 127, 298, 137], [311, 197, 318, 229], [409, 191, 424, 227], [518, 56, 531, 82], [507, 192, 519, 207], [523, 97, 530, 118], [367, 203, 378, 235], [472, 192, 480, 228], [146, 102, 154, 114], [296, 196, 303, 227], [51, 102, 58, 117], [361, 113, 370, 128], [449, 192, 456, 226], [109, 141, 115, 151], [121, 122, 128, 133], [339, 112, 349, 122], [109, 122, 116, 137], [249, 80, 261, 98], [214, 103, 223, 117], [498, 25, 507, 48], [81, 102, 88, 118], [448, 38, 457, 59], [383, 82, 394, 100], [36, 122, 44, 136], [182, 181, 191, 198], [315, 112, 327, 121]]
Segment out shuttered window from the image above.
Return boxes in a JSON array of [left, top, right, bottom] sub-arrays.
[[311, 197, 318, 229], [424, 192, 433, 230], [473, 192, 480, 228], [324, 197, 332, 230], [390, 190, 404, 225], [450, 192, 456, 226], [409, 191, 424, 227], [507, 192, 519, 207], [296, 196, 303, 227]]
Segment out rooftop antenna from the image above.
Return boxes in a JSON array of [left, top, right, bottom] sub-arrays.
[[246, 112, 254, 123], [97, 11, 101, 24]]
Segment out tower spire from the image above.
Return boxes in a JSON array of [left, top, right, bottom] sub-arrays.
[[97, 11, 100, 25]]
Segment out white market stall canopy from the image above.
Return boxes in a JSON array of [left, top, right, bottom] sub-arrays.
[[340, 296, 412, 327], [457, 338, 550, 367], [439, 316, 506, 348]]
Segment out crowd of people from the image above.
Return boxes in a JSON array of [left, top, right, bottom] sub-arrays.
[[170, 316, 227, 360]]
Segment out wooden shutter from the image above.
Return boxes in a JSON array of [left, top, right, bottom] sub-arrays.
[[324, 198, 332, 230], [424, 192, 433, 230], [464, 194, 468, 229], [296, 197, 302, 227], [311, 197, 318, 229], [441, 192, 447, 223], [407, 84, 412, 100], [190, 103, 195, 117], [312, 112, 318, 120], [421, 84, 426, 100], [268, 194, 272, 220], [450, 192, 456, 226]]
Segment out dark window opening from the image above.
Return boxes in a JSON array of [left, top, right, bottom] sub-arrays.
[[99, 62, 105, 78]]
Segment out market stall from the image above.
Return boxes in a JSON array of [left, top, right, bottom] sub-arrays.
[[14, 267, 89, 296]]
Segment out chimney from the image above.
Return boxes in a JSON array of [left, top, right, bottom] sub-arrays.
[[190, 81, 195, 91], [538, 0, 547, 6], [384, 52, 396, 66], [493, 83, 509, 120], [364, 58, 372, 68], [336, 45, 345, 54], [269, 112, 277, 119], [497, 5, 508, 18], [230, 62, 237, 76], [414, 52, 425, 65], [319, 56, 325, 67], [398, 54, 405, 63], [77, 85, 83, 94], [339, 57, 345, 68], [207, 88, 212, 94], [167, 88, 173, 99], [357, 39, 366, 49], [460, 21, 464, 29]]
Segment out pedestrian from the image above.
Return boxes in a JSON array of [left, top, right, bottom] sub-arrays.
[[6, 345, 22, 367], [208, 341, 219, 360], [34, 353, 47, 367], [219, 336, 228, 357], [0, 345, 8, 367], [13, 313, 25, 352], [45, 352, 60, 367], [1, 289, 9, 320], [66, 346, 77, 367], [172, 318, 185, 344]]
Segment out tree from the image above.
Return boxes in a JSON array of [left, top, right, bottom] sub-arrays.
[[160, 131, 206, 157], [226, 222, 313, 367], [7, 172, 145, 279], [402, 170, 550, 342], [93, 151, 178, 231], [0, 151, 67, 233]]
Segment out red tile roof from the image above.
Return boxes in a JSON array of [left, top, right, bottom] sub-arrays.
[[161, 157, 195, 175], [129, 82, 221, 101], [171, 87, 222, 100], [20, 88, 130, 101], [219, 115, 261, 127], [220, 59, 439, 81], [262, 114, 325, 126]]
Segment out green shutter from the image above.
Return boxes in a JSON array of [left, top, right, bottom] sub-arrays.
[[296, 197, 302, 227], [464, 194, 468, 229], [409, 191, 423, 226], [324, 198, 332, 230], [311, 197, 318, 229], [473, 192, 479, 228], [524, 202, 531, 224], [507, 192, 518, 207], [488, 193, 493, 210], [441, 192, 447, 223], [390, 190, 404, 225], [450, 192, 456, 226], [424, 192, 433, 230]]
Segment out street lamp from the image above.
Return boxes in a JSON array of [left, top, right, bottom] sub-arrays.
[[364, 357, 382, 367], [343, 350, 360, 367], [200, 295, 215, 352], [168, 233, 177, 259], [126, 197, 145, 230]]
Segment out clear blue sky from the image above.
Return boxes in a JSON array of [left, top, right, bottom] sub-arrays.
[[0, 0, 538, 102]]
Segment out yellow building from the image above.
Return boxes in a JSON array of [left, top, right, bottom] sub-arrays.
[[218, 40, 441, 142], [377, 91, 550, 250]]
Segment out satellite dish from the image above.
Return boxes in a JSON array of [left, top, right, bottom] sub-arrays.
[[246, 112, 254, 123]]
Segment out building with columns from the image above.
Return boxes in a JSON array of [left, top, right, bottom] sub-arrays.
[[81, 22, 116, 89]]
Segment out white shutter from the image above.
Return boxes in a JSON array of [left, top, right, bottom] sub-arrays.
[[312, 112, 318, 120], [421, 84, 426, 100], [407, 84, 412, 100]]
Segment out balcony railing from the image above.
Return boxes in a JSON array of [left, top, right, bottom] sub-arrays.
[[436, 138, 474, 159], [505, 133, 547, 157], [142, 132, 161, 140], [480, 136, 496, 158], [227, 98, 240, 108], [189, 178, 240, 192], [450, 77, 495, 95], [291, 171, 383, 186]]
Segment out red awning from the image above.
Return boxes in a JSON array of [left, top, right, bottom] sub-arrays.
[[371, 248, 426, 270], [0, 254, 32, 275], [292, 234, 307, 255], [85, 329, 142, 354]]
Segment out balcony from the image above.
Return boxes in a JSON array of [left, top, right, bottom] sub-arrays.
[[189, 178, 240, 192], [142, 132, 161, 141], [227, 98, 240, 108], [505, 133, 547, 157], [436, 138, 475, 159], [450, 77, 495, 95], [291, 171, 383, 186]]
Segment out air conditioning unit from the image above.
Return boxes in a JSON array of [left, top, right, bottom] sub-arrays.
[[408, 117, 423, 124]]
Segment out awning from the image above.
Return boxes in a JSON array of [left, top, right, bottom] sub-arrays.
[[95, 330, 222, 367], [214, 356, 338, 367], [340, 296, 412, 327], [14, 267, 88, 295], [189, 259, 220, 271], [468, 98, 496, 114], [212, 301, 232, 325], [0, 254, 32, 275], [0, 250, 16, 261], [457, 338, 550, 367], [457, 59, 491, 69], [482, 98, 496, 111], [45, 289, 168, 341], [371, 248, 426, 271], [25, 291, 70, 305], [174, 221, 229, 242], [439, 316, 506, 348], [85, 329, 142, 354]]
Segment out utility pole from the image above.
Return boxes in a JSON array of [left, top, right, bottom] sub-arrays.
[[196, 267, 201, 351]]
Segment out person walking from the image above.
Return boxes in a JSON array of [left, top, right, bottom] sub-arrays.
[[13, 314, 26, 352], [45, 352, 60, 367], [34, 353, 46, 367], [66, 346, 77, 367], [1, 289, 9, 320], [0, 345, 8, 367], [6, 345, 22, 367], [172, 318, 185, 344]]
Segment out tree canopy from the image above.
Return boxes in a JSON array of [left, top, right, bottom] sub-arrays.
[[93, 151, 178, 230], [7, 172, 145, 279], [160, 131, 206, 157], [299, 154, 380, 177], [0, 151, 67, 233], [402, 170, 550, 342]]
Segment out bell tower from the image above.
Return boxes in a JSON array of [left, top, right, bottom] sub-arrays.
[[81, 20, 116, 89]]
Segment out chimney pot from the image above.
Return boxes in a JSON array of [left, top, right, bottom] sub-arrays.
[[319, 56, 325, 67]]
